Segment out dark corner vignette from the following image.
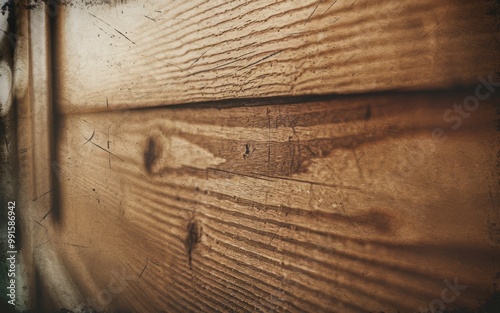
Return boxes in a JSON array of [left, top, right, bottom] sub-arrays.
[[1, 1, 500, 313]]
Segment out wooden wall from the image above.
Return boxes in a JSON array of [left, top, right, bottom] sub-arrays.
[[13, 0, 500, 312]]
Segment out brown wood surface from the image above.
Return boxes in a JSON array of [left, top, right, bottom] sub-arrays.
[[10, 0, 500, 312], [54, 0, 499, 113], [46, 91, 500, 312]]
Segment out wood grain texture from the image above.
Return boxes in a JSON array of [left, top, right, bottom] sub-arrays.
[[50, 91, 500, 312], [54, 0, 499, 113]]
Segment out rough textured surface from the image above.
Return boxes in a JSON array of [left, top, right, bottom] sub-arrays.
[[46, 91, 500, 312], [54, 0, 499, 113], [11, 0, 500, 312]]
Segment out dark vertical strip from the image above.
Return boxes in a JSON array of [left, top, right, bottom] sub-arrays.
[[0, 2, 20, 310], [47, 0, 61, 224]]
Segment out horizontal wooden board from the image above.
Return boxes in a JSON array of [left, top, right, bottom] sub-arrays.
[[48, 90, 500, 312], [52, 0, 499, 113]]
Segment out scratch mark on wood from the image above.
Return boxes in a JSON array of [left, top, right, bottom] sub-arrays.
[[305, 0, 323, 25], [323, 0, 338, 14], [238, 50, 283, 71], [206, 167, 274, 182], [422, 17, 444, 39], [139, 259, 149, 278], [267, 107, 271, 175], [113, 27, 135, 44], [341, 207, 363, 237], [165, 61, 185, 72], [94, 23, 113, 38], [40, 209, 52, 222], [344, 53, 357, 63], [88, 12, 136, 44], [188, 51, 255, 76], [32, 189, 53, 202], [83, 128, 95, 145], [353, 150, 364, 179], [64, 243, 89, 249], [149, 259, 160, 267], [34, 219, 46, 229], [188, 47, 213, 70], [268, 223, 283, 245], [207, 166, 360, 190], [91, 142, 124, 161], [107, 127, 111, 169], [34, 240, 49, 250]]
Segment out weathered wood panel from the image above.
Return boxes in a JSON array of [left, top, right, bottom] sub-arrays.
[[54, 0, 499, 113], [50, 91, 500, 312]]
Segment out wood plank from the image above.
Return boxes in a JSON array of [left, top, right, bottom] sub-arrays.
[[53, 0, 499, 113], [50, 90, 500, 312]]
